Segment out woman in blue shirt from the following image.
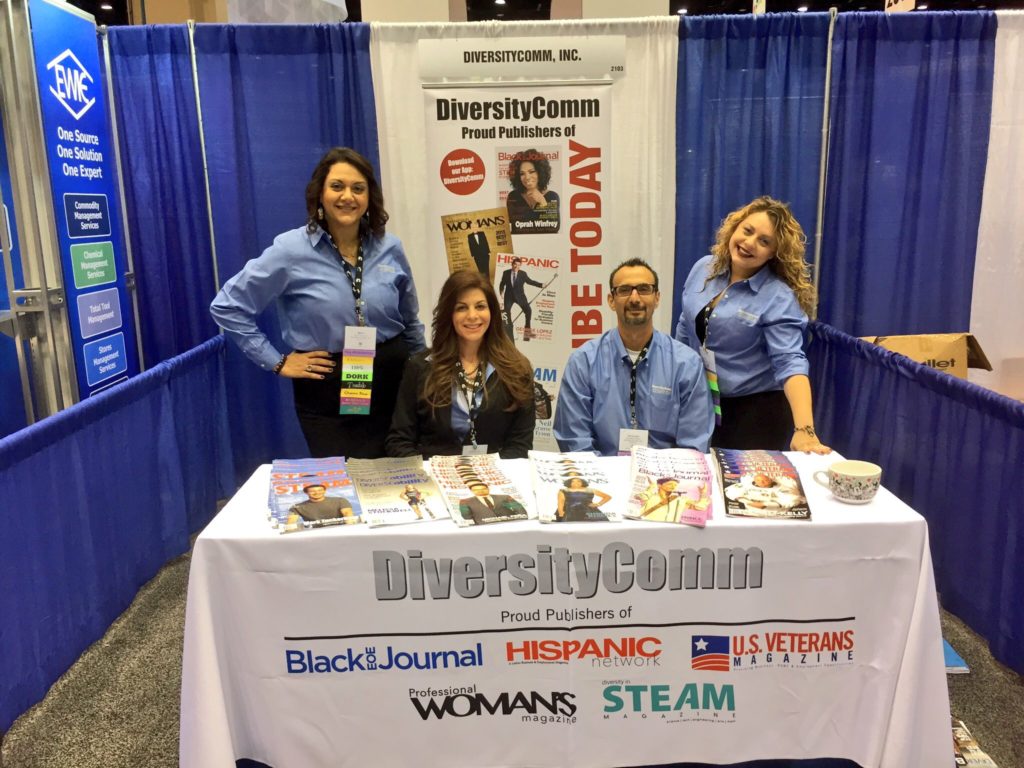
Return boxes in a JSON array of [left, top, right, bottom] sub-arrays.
[[210, 147, 425, 458], [675, 197, 830, 454]]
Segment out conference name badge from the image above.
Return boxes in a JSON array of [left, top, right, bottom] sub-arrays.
[[700, 347, 722, 426], [340, 325, 376, 416], [618, 428, 648, 456], [462, 444, 489, 456]]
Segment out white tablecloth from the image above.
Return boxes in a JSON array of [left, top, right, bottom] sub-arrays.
[[180, 453, 951, 768]]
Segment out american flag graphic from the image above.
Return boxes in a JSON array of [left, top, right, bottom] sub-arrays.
[[691, 635, 730, 672]]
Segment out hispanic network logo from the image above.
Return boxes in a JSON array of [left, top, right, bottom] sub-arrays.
[[409, 685, 577, 724], [285, 641, 482, 674], [692, 629, 856, 672], [506, 636, 662, 667], [46, 49, 95, 120]]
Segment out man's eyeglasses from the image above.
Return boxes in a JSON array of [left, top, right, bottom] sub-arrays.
[[611, 283, 657, 298]]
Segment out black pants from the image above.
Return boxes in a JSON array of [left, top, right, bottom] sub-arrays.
[[711, 389, 792, 451], [292, 335, 409, 459]]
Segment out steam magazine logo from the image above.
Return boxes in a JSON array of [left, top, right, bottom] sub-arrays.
[[506, 636, 662, 668], [285, 642, 482, 674], [409, 685, 577, 724], [602, 682, 736, 724], [691, 629, 856, 672]]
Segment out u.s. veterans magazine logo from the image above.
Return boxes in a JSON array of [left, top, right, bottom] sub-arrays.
[[691, 628, 856, 672], [691, 635, 730, 671]]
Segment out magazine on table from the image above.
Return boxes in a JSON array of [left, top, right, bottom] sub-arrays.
[[268, 457, 363, 533], [624, 446, 714, 527], [710, 449, 811, 520], [346, 457, 445, 527], [528, 450, 624, 523], [429, 454, 531, 527]]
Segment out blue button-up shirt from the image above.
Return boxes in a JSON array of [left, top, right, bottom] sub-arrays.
[[210, 226, 425, 370], [674, 255, 808, 397], [553, 330, 714, 456]]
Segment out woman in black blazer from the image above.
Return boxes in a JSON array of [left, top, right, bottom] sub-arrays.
[[386, 270, 536, 459]]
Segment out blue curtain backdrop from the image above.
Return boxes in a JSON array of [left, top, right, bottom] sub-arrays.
[[819, 12, 996, 336], [673, 13, 830, 319], [808, 322, 1024, 675], [192, 22, 381, 477], [107, 26, 219, 366], [0, 337, 233, 734]]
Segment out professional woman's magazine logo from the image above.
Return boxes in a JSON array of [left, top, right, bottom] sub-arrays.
[[506, 636, 662, 667], [409, 685, 577, 724], [690, 629, 856, 672], [285, 642, 483, 674]]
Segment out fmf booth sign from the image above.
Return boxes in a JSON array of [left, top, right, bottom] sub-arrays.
[[28, 0, 138, 396]]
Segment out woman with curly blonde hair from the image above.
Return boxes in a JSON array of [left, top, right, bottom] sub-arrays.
[[674, 196, 830, 454]]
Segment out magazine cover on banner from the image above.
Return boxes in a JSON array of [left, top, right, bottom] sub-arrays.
[[424, 84, 612, 451]]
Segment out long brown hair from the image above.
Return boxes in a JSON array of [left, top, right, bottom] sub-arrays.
[[423, 271, 534, 411], [706, 196, 817, 316], [304, 147, 388, 239]]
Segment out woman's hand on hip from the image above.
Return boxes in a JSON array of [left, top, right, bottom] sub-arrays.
[[279, 350, 335, 379]]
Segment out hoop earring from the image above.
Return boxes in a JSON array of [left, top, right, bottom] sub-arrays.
[[317, 206, 324, 221]]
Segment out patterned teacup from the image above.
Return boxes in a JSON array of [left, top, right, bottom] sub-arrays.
[[813, 460, 882, 504]]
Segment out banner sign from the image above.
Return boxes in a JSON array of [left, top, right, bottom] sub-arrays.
[[423, 78, 612, 450], [28, 0, 138, 396], [0, 116, 28, 437], [418, 36, 625, 81]]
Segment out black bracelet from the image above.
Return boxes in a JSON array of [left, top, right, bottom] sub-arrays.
[[794, 425, 817, 438], [272, 354, 287, 375]]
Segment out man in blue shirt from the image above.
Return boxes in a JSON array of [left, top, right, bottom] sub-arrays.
[[553, 259, 714, 456]]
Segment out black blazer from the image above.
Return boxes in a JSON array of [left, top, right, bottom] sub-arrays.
[[386, 351, 535, 459]]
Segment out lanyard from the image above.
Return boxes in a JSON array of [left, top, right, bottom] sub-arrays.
[[330, 235, 366, 327], [455, 360, 484, 446], [628, 340, 651, 429]]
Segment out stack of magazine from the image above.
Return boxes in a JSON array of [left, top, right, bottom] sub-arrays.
[[268, 458, 363, 533], [528, 450, 625, 523], [347, 457, 445, 527], [711, 449, 811, 520], [429, 454, 532, 526], [624, 446, 714, 527]]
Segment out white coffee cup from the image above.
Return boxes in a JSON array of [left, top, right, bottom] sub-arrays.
[[813, 460, 882, 504]]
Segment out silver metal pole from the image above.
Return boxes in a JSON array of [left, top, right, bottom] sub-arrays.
[[811, 6, 838, 319], [100, 26, 146, 371], [187, 19, 221, 294]]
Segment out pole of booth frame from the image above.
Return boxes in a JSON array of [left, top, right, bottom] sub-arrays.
[[100, 25, 146, 371], [811, 6, 838, 320], [187, 18, 221, 295]]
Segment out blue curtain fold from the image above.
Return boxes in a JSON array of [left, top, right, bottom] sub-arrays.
[[818, 12, 996, 336], [808, 322, 1024, 675], [107, 25, 219, 365], [674, 13, 830, 319], [192, 23, 380, 477], [0, 336, 233, 734]]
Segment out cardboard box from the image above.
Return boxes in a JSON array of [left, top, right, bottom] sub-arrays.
[[860, 333, 992, 379]]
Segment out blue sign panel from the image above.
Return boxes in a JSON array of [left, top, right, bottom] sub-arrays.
[[0, 116, 28, 437], [29, 0, 138, 398], [82, 331, 127, 386]]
